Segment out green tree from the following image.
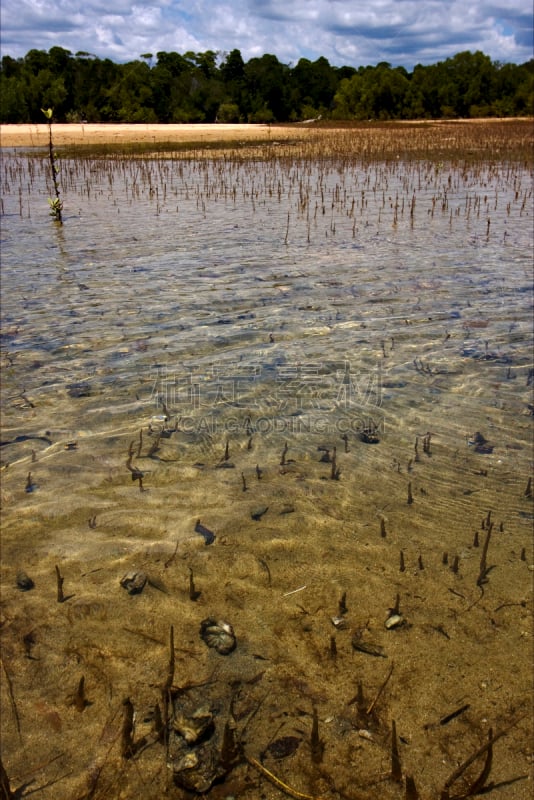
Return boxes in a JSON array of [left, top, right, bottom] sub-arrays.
[[216, 102, 240, 122], [513, 60, 534, 115], [185, 50, 219, 80], [244, 54, 290, 121], [220, 49, 246, 118], [290, 56, 337, 118], [107, 60, 156, 122], [0, 75, 29, 121], [152, 51, 193, 121], [221, 49, 245, 83], [332, 72, 365, 118], [0, 45, 531, 123]]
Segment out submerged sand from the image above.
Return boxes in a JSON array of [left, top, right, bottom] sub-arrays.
[[0, 128, 532, 799]]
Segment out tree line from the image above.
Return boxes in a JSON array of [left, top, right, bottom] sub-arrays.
[[1, 46, 532, 124]]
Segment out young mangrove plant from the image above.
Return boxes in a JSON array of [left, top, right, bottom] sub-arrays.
[[41, 107, 63, 223]]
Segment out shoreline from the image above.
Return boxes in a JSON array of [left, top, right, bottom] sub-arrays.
[[0, 123, 302, 148], [1, 118, 531, 148]]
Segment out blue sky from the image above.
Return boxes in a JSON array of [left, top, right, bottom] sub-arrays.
[[0, 0, 532, 67]]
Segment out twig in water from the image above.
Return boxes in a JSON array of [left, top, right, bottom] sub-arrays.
[[0, 757, 14, 799], [367, 663, 394, 716], [439, 704, 470, 726], [283, 585, 307, 597], [246, 755, 326, 800], [164, 538, 180, 568], [442, 717, 524, 797], [258, 558, 271, 587], [1, 659, 21, 741]]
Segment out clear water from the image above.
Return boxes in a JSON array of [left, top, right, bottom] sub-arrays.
[[1, 153, 532, 451], [1, 149, 532, 798]]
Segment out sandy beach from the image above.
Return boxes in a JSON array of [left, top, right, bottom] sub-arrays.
[[0, 123, 304, 148], [1, 118, 531, 157]]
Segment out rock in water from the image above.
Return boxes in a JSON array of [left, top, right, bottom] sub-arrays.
[[200, 618, 236, 654], [16, 571, 35, 591], [120, 571, 147, 595]]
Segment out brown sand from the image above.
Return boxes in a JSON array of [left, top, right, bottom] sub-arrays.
[[1, 419, 532, 799]]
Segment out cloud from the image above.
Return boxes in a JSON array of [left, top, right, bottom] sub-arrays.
[[0, 0, 531, 66]]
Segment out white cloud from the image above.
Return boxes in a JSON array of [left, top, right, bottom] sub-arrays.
[[0, 0, 531, 66]]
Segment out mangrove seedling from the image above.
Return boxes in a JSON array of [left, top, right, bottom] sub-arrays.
[[391, 719, 402, 782], [69, 676, 89, 712], [330, 446, 341, 480], [329, 634, 337, 658], [55, 565, 65, 603], [188, 567, 201, 601], [121, 698, 136, 758], [42, 107, 63, 224]]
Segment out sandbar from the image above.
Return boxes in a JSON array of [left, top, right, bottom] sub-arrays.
[[0, 122, 304, 148]]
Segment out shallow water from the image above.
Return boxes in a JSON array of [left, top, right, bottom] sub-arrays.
[[1, 149, 533, 798]]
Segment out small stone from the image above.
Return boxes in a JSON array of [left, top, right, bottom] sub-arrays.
[[194, 520, 216, 545], [67, 382, 91, 398], [266, 735, 301, 759], [16, 571, 35, 591], [385, 613, 404, 629], [359, 427, 380, 444], [331, 616, 349, 630], [200, 618, 236, 654], [251, 506, 268, 521], [172, 742, 225, 792], [174, 708, 213, 744], [279, 505, 295, 515], [120, 571, 147, 595]]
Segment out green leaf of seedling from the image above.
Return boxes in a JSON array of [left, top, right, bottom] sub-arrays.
[[47, 197, 63, 215]]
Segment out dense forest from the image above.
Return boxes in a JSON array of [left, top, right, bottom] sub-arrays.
[[1, 46, 532, 124]]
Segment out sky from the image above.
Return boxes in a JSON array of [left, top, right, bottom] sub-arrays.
[[0, 0, 532, 69]]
